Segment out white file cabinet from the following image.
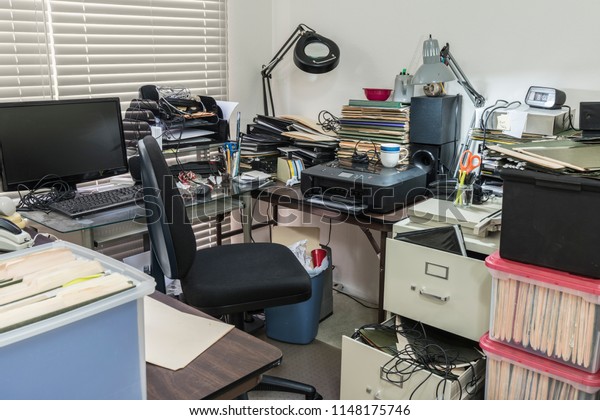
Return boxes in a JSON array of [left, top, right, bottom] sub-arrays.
[[340, 205, 500, 400], [340, 334, 486, 400]]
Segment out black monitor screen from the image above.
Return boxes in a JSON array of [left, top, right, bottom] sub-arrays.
[[0, 98, 128, 191]]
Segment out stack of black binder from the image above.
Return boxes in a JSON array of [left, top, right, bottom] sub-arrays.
[[242, 115, 290, 155], [242, 115, 338, 168]]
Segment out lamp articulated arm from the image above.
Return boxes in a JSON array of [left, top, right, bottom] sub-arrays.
[[440, 43, 485, 108], [261, 24, 315, 116]]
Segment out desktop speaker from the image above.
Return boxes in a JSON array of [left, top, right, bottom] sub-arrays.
[[410, 141, 456, 184], [409, 95, 460, 145], [579, 102, 600, 131]]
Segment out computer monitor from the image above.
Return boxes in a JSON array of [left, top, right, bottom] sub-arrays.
[[0, 97, 128, 192]]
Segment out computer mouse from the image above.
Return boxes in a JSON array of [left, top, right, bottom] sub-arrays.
[[0, 217, 22, 235]]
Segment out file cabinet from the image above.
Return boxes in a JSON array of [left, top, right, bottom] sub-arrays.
[[340, 201, 500, 400], [340, 326, 486, 400]]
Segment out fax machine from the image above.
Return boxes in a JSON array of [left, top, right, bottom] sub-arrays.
[[300, 160, 427, 213]]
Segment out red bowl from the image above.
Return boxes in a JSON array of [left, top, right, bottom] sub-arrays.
[[363, 88, 392, 101]]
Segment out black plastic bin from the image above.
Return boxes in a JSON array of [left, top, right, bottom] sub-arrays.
[[500, 168, 600, 279]]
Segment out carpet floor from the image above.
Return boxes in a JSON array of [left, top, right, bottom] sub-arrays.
[[248, 289, 378, 400]]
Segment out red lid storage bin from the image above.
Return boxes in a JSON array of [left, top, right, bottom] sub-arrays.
[[480, 333, 600, 400], [485, 252, 600, 373]]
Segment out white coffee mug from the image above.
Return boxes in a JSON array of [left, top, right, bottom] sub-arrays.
[[380, 143, 400, 168]]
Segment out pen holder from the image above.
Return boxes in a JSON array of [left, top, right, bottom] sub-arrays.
[[454, 183, 473, 208]]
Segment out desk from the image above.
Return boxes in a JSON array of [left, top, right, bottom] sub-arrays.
[[253, 183, 410, 323], [146, 292, 282, 400], [23, 180, 258, 249]]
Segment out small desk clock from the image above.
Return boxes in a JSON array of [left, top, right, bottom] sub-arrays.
[[525, 86, 566, 109]]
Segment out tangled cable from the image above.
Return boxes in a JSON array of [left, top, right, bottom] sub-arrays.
[[16, 175, 75, 212], [318, 110, 341, 133], [353, 319, 484, 400]]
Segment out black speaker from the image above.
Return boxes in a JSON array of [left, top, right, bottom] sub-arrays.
[[410, 141, 456, 184], [580, 102, 600, 132], [409, 95, 460, 145]]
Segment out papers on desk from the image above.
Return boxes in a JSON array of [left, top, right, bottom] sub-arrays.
[[409, 198, 502, 237], [233, 170, 271, 184], [143, 296, 234, 371]]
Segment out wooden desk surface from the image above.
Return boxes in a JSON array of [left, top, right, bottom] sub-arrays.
[[146, 292, 282, 400]]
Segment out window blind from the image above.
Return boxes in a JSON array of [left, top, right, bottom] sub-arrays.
[[1, 0, 228, 104], [0, 0, 52, 101], [1, 0, 230, 255]]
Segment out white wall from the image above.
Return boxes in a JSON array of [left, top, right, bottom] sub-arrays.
[[228, 0, 600, 303]]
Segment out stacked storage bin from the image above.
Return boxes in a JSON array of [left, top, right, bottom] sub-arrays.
[[480, 252, 600, 399]]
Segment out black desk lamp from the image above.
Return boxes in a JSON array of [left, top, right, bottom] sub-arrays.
[[261, 23, 340, 116]]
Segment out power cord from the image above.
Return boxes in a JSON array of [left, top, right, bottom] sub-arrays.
[[16, 175, 75, 212], [562, 104, 579, 131], [353, 318, 484, 400], [352, 140, 380, 164], [318, 110, 340, 133]]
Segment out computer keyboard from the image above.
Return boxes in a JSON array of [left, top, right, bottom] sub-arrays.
[[48, 185, 144, 218]]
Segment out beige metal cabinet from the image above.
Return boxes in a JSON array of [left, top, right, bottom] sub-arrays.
[[384, 239, 491, 341], [340, 335, 485, 400]]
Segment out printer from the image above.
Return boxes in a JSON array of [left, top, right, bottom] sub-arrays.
[[300, 160, 427, 213]]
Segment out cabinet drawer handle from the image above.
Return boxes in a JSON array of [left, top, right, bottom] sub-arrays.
[[419, 289, 449, 302]]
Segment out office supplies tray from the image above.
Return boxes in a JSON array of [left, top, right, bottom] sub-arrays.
[[0, 241, 155, 399]]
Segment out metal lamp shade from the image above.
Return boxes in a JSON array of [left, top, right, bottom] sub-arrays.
[[412, 37, 455, 84]]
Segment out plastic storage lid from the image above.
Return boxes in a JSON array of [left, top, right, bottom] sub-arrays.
[[485, 251, 600, 296], [480, 333, 600, 390]]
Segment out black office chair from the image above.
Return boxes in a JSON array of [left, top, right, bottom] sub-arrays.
[[137, 136, 322, 399]]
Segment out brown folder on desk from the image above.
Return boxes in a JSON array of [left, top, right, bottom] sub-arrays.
[[143, 296, 234, 371]]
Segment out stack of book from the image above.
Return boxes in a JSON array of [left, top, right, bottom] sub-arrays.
[[337, 99, 410, 160]]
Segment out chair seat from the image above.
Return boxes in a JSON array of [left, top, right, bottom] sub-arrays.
[[181, 242, 311, 316]]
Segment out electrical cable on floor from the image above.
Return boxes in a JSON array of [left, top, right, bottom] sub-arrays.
[[333, 286, 378, 310]]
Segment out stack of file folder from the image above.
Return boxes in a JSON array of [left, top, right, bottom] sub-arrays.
[[337, 99, 410, 160]]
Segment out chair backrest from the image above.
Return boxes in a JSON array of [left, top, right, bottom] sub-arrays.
[[138, 136, 197, 281]]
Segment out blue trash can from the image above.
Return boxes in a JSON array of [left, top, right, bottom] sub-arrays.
[[264, 253, 328, 344]]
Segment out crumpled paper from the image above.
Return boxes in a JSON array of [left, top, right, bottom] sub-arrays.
[[288, 239, 329, 278]]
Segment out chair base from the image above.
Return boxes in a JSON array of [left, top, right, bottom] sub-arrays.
[[252, 375, 323, 400]]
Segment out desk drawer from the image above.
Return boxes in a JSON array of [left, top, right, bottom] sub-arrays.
[[340, 334, 484, 400], [384, 239, 491, 341]]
